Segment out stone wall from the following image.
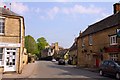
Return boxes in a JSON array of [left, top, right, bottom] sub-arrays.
[[77, 26, 119, 68]]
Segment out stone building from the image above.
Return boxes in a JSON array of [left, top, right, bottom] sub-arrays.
[[0, 6, 25, 73], [68, 41, 77, 65], [41, 42, 60, 60], [77, 3, 120, 68]]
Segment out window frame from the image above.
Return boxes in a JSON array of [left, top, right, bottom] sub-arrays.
[[0, 17, 5, 35], [0, 48, 4, 66], [110, 54, 118, 61], [110, 35, 117, 45], [82, 38, 85, 48], [89, 35, 93, 46], [0, 48, 3, 61]]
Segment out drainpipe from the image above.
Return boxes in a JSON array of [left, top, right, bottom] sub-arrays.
[[18, 18, 23, 74]]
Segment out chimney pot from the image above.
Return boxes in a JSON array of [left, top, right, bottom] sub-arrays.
[[4, 6, 6, 8], [7, 8, 9, 10]]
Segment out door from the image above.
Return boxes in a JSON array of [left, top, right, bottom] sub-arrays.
[[96, 58, 99, 67], [4, 48, 16, 72]]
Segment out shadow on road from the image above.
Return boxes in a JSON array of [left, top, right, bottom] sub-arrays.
[[47, 61, 115, 80]]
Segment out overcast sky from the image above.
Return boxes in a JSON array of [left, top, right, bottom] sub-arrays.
[[0, 0, 119, 48]]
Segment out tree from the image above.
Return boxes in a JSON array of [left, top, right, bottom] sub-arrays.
[[25, 35, 38, 55], [37, 37, 49, 56]]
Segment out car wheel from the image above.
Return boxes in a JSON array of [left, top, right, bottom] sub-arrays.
[[116, 73, 120, 79], [99, 70, 104, 76]]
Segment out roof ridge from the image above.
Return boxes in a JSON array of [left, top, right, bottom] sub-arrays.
[[0, 7, 21, 17], [81, 12, 120, 37]]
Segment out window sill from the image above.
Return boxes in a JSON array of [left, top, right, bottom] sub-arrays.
[[110, 43, 118, 46], [0, 65, 4, 68], [0, 33, 5, 36], [89, 44, 93, 46]]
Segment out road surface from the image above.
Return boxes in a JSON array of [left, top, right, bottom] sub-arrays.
[[28, 61, 114, 80]]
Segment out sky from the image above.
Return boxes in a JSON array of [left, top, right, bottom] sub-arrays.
[[0, 0, 119, 48]]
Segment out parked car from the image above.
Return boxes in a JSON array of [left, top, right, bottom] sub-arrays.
[[99, 60, 120, 79], [68, 59, 72, 65], [58, 59, 65, 65]]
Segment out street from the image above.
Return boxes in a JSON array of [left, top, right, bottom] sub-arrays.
[[2, 61, 115, 80], [28, 61, 113, 79]]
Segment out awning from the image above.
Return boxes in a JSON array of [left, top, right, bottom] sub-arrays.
[[105, 47, 120, 53]]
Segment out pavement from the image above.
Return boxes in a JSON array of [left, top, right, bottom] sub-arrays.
[[2, 62, 35, 78]]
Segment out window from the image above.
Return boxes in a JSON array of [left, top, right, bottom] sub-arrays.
[[0, 18, 5, 34], [103, 61, 109, 66], [82, 38, 85, 48], [117, 29, 120, 37], [89, 35, 93, 45], [109, 61, 115, 67], [110, 35, 117, 45], [110, 54, 118, 61], [0, 48, 3, 61], [7, 48, 16, 50]]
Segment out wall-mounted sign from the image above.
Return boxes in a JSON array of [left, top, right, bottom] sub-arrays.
[[117, 29, 120, 37], [0, 43, 21, 47]]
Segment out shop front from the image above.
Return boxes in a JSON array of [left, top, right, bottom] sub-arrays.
[[0, 43, 20, 72], [104, 46, 120, 61]]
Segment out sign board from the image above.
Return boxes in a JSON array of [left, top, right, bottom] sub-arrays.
[[0, 43, 21, 47], [117, 29, 120, 37]]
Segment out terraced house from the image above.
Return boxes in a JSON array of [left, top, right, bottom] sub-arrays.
[[0, 6, 25, 73], [77, 3, 120, 68]]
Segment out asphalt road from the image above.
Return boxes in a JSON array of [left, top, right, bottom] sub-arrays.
[[28, 61, 115, 80]]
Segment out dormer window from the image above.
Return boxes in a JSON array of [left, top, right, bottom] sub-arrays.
[[0, 18, 5, 35]]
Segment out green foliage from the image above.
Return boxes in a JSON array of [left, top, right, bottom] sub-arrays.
[[25, 35, 39, 55], [37, 37, 49, 53]]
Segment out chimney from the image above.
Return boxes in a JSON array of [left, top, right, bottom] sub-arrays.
[[79, 30, 82, 36], [113, 2, 120, 14], [4, 6, 6, 9]]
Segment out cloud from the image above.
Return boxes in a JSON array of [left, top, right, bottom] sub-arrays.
[[62, 4, 103, 14], [39, 16, 46, 20], [11, 2, 29, 15], [47, 6, 60, 19], [35, 8, 42, 13], [34, 4, 107, 20], [0, 2, 6, 7]]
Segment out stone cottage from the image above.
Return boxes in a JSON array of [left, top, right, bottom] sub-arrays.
[[0, 6, 25, 73]]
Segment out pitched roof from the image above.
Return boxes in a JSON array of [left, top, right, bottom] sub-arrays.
[[58, 49, 68, 55], [69, 42, 77, 52], [81, 11, 120, 37], [0, 7, 21, 17]]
